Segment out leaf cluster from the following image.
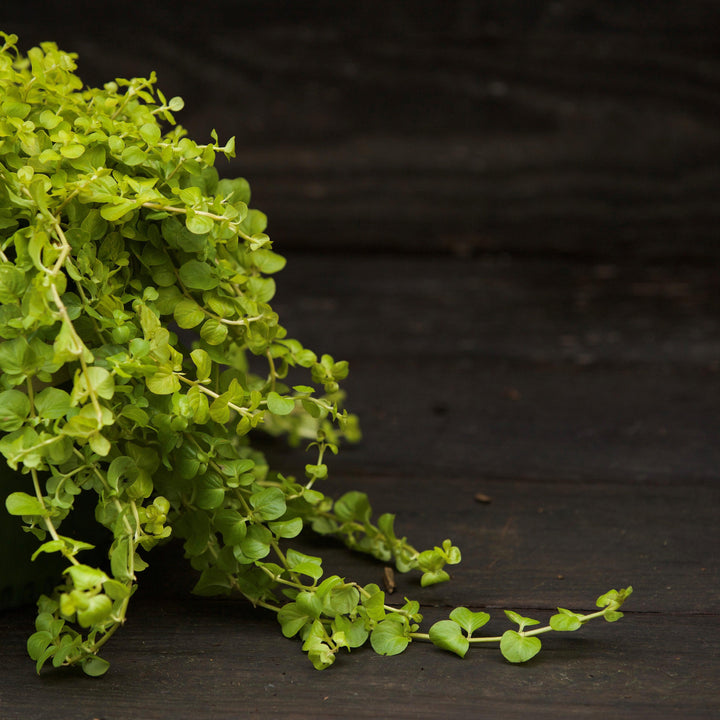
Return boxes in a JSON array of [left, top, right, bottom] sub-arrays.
[[427, 586, 633, 663], [0, 34, 631, 676]]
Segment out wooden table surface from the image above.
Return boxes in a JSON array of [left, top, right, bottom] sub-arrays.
[[1, 2, 719, 718]]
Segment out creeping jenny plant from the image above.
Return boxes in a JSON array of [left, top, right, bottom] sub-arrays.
[[0, 34, 631, 676]]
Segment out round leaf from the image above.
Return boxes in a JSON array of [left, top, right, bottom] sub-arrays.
[[429, 620, 470, 658], [370, 619, 410, 657], [0, 389, 31, 431], [500, 630, 542, 663], [179, 260, 218, 290], [266, 391, 295, 416]]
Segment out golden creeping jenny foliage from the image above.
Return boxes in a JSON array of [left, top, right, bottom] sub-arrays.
[[0, 33, 631, 675]]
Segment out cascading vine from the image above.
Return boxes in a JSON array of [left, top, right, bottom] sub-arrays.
[[0, 33, 631, 676]]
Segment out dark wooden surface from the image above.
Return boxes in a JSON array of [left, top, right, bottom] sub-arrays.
[[2, 2, 720, 718], [5, 0, 720, 259]]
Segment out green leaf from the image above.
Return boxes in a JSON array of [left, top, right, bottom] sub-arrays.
[[0, 389, 31, 431], [193, 567, 233, 596], [146, 368, 180, 395], [217, 176, 250, 205], [268, 517, 303, 539], [286, 548, 323, 580], [550, 608, 584, 632], [179, 260, 218, 290], [5, 491, 46, 517], [31, 536, 95, 561], [252, 248, 286, 274], [3, 100, 31, 118], [326, 584, 360, 615], [195, 473, 225, 510], [76, 593, 113, 627], [360, 585, 386, 622], [209, 395, 230, 423], [83, 367, 115, 399], [0, 265, 26, 302], [428, 620, 470, 658], [278, 601, 314, 638], [332, 615, 369, 649], [504, 610, 540, 632], [33, 387, 71, 419], [60, 144, 85, 159], [596, 586, 633, 621], [249, 487, 287, 521], [238, 524, 272, 561], [100, 199, 138, 222], [102, 579, 131, 601], [500, 630, 542, 663], [139, 122, 162, 145], [334, 491, 371, 524], [185, 212, 215, 235], [213, 509, 247, 545], [296, 591, 324, 620], [420, 569, 450, 587], [27, 630, 53, 661], [370, 618, 410, 656], [190, 348, 212, 381], [65, 564, 109, 590], [121, 146, 147, 165], [200, 318, 228, 345], [449, 607, 491, 635], [81, 655, 110, 677], [174, 299, 206, 329], [266, 391, 295, 416]]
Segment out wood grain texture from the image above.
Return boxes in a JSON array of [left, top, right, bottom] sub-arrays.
[[4, 1, 719, 257], [1, 3, 719, 717], [1, 254, 718, 718]]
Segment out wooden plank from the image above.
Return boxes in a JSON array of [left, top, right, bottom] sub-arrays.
[[267, 254, 720, 486], [273, 253, 720, 367], [0, 249, 717, 714], [4, 1, 719, 257], [1, 505, 717, 719]]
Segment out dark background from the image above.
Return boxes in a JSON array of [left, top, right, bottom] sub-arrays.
[[1, 3, 719, 718], [5, 0, 719, 259]]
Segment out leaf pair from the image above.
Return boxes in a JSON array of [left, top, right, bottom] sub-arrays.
[[429, 607, 490, 658]]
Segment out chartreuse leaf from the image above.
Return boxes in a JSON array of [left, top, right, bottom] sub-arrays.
[[0, 390, 31, 431], [597, 586, 633, 622], [360, 584, 386, 622], [278, 599, 316, 638], [0, 35, 630, 678], [449, 607, 491, 634], [500, 631, 542, 663], [190, 348, 212, 381], [370, 617, 411, 656], [6, 491, 47, 516], [326, 584, 359, 615], [286, 549, 323, 581], [174, 299, 205, 329], [429, 620, 469, 658], [179, 260, 217, 290], [33, 387, 71, 419], [550, 608, 584, 632], [266, 391, 295, 415], [504, 609, 540, 632], [332, 615, 369, 648]]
